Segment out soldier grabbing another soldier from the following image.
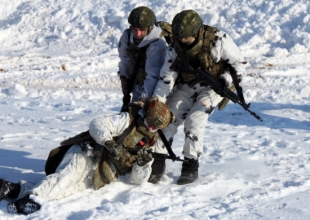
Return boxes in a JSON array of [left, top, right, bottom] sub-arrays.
[[152, 10, 248, 185], [0, 97, 175, 215], [118, 6, 167, 111]]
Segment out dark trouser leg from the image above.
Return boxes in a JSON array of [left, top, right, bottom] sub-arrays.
[[0, 179, 20, 201]]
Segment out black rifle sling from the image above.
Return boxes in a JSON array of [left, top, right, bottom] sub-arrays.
[[120, 39, 148, 112], [158, 129, 177, 160], [228, 64, 245, 102], [126, 30, 158, 94], [181, 45, 191, 72], [128, 47, 147, 94]]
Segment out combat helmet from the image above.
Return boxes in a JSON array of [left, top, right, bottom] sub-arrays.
[[145, 96, 176, 130], [172, 10, 203, 38], [128, 6, 156, 28]]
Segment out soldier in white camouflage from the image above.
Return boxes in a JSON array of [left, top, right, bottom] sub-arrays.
[[153, 10, 248, 185]]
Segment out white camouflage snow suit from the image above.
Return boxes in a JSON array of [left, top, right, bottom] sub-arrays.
[[17, 106, 167, 201], [153, 26, 247, 160]]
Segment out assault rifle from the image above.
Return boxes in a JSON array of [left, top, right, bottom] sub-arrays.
[[126, 147, 184, 162], [170, 57, 263, 122], [84, 142, 184, 162]]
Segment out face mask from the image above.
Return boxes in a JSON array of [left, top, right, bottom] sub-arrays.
[[144, 118, 158, 133]]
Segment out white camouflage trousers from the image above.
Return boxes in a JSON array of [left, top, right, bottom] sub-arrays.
[[162, 83, 223, 160], [19, 145, 93, 201]]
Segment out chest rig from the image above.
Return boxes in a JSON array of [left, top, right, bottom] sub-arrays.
[[173, 25, 228, 83], [125, 30, 150, 86], [115, 105, 159, 152]]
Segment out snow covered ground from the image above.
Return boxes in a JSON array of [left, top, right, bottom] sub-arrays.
[[0, 0, 310, 219]]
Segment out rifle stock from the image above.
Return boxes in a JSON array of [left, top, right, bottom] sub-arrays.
[[170, 57, 263, 122]]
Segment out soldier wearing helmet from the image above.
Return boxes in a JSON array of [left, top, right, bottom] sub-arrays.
[[1, 98, 174, 215], [118, 6, 167, 112], [152, 10, 248, 185]]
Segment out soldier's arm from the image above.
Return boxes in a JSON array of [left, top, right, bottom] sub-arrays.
[[141, 38, 166, 98], [118, 29, 133, 79], [152, 45, 178, 103], [211, 31, 247, 78], [89, 112, 131, 145]]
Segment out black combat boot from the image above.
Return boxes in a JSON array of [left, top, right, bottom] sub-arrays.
[[0, 179, 21, 201], [177, 158, 199, 185], [148, 153, 166, 184], [7, 198, 41, 215]]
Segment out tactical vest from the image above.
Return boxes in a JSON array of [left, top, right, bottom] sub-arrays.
[[126, 30, 149, 86], [93, 104, 160, 190], [117, 105, 159, 151], [173, 25, 228, 83]]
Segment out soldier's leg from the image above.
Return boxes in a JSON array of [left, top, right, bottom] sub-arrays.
[[183, 87, 222, 159], [19, 145, 93, 200], [178, 87, 222, 185], [161, 85, 194, 145], [149, 86, 193, 183], [0, 179, 20, 201]]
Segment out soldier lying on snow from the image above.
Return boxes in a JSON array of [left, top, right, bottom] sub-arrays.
[[0, 97, 176, 215]]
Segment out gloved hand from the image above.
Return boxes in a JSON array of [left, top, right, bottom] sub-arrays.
[[219, 72, 233, 88], [137, 148, 153, 166], [138, 94, 147, 103], [104, 140, 122, 160], [130, 100, 144, 108]]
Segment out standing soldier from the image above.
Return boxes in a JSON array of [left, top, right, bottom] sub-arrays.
[[118, 6, 166, 112], [152, 10, 248, 185], [0, 98, 175, 215]]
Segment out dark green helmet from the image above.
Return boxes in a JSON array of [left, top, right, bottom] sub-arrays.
[[128, 6, 156, 28], [172, 10, 203, 38]]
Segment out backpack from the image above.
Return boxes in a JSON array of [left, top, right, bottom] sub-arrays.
[[156, 21, 173, 44]]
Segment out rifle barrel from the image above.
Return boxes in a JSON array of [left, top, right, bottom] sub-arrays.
[[170, 59, 263, 122]]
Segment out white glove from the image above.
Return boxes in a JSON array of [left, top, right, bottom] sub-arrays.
[[219, 72, 233, 88]]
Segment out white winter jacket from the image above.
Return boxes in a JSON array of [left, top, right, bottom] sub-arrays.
[[153, 30, 247, 103], [118, 26, 167, 98]]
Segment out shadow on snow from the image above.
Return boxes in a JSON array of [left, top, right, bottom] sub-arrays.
[[210, 102, 310, 131], [0, 148, 46, 183]]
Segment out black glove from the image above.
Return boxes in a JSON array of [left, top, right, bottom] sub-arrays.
[[104, 140, 122, 160], [137, 148, 153, 166]]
